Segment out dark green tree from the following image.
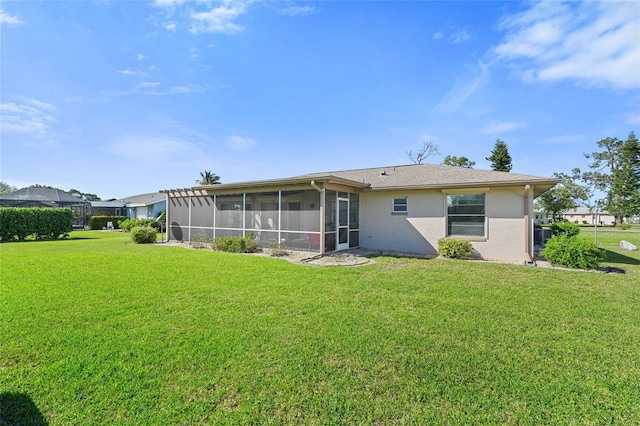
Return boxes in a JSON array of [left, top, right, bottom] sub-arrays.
[[534, 170, 591, 221], [583, 131, 640, 224], [486, 139, 512, 172], [443, 155, 475, 168], [0, 181, 18, 195], [196, 170, 221, 185]]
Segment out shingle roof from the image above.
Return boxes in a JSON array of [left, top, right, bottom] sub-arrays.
[[119, 192, 165, 206], [302, 164, 558, 191], [182, 164, 558, 197], [0, 187, 89, 204]]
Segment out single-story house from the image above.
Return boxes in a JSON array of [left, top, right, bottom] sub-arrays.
[[0, 187, 91, 228], [562, 207, 615, 226], [162, 164, 558, 262], [120, 192, 166, 220]]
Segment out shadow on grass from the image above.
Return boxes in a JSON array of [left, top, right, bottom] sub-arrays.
[[604, 249, 640, 266], [0, 392, 48, 425]]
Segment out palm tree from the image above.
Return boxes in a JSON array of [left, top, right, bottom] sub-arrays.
[[196, 170, 221, 185]]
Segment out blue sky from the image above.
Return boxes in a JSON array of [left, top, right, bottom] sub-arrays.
[[1, 0, 639, 199]]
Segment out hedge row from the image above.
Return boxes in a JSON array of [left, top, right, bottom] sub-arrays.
[[89, 215, 127, 230], [0, 207, 74, 242], [118, 218, 160, 232]]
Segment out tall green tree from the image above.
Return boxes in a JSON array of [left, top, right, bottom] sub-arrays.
[[583, 131, 640, 224], [486, 139, 512, 172], [442, 155, 475, 168], [0, 182, 18, 196], [535, 171, 591, 221], [196, 170, 221, 185]]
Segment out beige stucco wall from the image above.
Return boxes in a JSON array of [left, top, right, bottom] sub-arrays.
[[359, 187, 530, 262]]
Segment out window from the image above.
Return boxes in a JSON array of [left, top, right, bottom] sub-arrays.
[[447, 194, 485, 237], [393, 197, 408, 213]]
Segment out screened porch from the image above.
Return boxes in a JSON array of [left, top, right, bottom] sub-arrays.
[[166, 188, 360, 254]]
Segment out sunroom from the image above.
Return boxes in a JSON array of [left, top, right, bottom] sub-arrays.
[[162, 176, 368, 254]]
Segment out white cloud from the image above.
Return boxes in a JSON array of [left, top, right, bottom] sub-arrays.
[[495, 1, 640, 89], [0, 98, 57, 136], [225, 135, 255, 151], [189, 47, 198, 58], [435, 60, 491, 112], [450, 29, 471, 43], [480, 121, 523, 134], [281, 6, 317, 17], [432, 32, 443, 40], [153, 0, 184, 7], [137, 81, 161, 88], [622, 111, 640, 126], [537, 134, 585, 145], [136, 54, 148, 61], [117, 69, 148, 77], [165, 22, 176, 31], [190, 2, 248, 34], [108, 135, 200, 161], [0, 9, 22, 25]]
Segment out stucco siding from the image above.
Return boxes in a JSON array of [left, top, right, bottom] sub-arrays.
[[477, 188, 527, 261], [359, 187, 529, 261], [359, 190, 443, 255]]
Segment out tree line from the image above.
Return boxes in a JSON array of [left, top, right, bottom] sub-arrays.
[[538, 131, 640, 224], [406, 139, 513, 172], [405, 133, 640, 225]]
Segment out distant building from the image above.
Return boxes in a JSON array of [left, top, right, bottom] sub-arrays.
[[89, 192, 166, 220], [562, 207, 615, 226], [0, 187, 90, 227]]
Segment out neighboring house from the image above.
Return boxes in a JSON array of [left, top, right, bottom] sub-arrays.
[[121, 192, 166, 219], [562, 207, 615, 226], [0, 187, 90, 228], [162, 164, 558, 263], [90, 200, 127, 217]]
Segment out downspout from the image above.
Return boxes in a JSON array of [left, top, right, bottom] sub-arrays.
[[310, 181, 325, 255], [524, 185, 533, 263]]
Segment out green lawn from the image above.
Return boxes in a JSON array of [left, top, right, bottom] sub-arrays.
[[2, 229, 639, 424]]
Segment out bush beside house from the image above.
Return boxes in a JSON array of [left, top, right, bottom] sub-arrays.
[[541, 235, 605, 269], [437, 238, 473, 259]]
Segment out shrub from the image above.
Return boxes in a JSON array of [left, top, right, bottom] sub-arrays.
[[190, 232, 211, 249], [438, 238, 473, 259], [267, 242, 289, 257], [212, 234, 258, 253], [541, 235, 605, 269], [618, 223, 631, 230], [119, 218, 159, 232], [0, 207, 73, 242], [550, 222, 580, 237], [130, 226, 157, 244], [89, 215, 127, 230]]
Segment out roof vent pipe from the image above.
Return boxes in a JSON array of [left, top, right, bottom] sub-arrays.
[[380, 171, 387, 176]]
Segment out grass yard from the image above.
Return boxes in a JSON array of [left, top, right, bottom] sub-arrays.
[[1, 229, 639, 424]]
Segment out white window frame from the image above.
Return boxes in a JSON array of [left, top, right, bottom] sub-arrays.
[[392, 196, 408, 214], [443, 189, 488, 239]]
